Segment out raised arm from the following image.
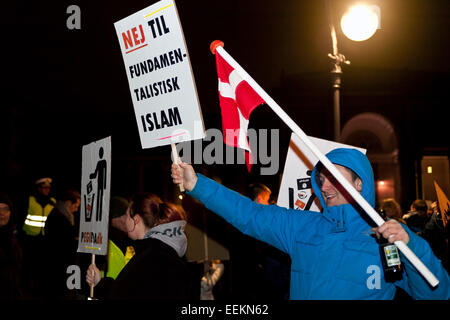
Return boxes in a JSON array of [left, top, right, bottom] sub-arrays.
[[171, 162, 307, 255]]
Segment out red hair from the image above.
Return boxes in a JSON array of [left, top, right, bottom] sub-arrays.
[[131, 193, 186, 228]]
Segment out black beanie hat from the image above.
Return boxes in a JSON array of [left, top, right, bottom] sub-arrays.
[[110, 196, 130, 220], [0, 192, 13, 209]]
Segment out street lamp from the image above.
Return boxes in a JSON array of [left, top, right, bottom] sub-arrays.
[[325, 1, 379, 141], [341, 4, 379, 41]]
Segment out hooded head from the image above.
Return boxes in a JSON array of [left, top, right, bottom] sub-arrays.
[[311, 148, 375, 214]]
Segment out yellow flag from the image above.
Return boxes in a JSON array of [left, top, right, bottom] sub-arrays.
[[433, 180, 450, 228]]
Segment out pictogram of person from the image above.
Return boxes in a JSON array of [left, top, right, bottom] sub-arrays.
[[84, 181, 94, 222], [89, 147, 107, 222]]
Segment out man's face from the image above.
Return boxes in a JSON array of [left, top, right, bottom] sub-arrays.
[[318, 164, 362, 207], [70, 199, 81, 214], [65, 199, 80, 215], [0, 203, 11, 227], [256, 191, 271, 205], [38, 185, 51, 196]]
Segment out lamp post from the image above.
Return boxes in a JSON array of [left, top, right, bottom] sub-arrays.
[[325, 1, 379, 141]]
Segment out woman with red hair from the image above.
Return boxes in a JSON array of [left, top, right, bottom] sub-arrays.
[[86, 192, 193, 299]]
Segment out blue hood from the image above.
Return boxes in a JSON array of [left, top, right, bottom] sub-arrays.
[[311, 148, 376, 230]]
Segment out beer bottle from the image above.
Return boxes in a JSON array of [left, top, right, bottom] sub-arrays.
[[378, 235, 403, 282]]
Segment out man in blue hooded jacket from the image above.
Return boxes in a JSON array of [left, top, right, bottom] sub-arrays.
[[171, 148, 450, 299]]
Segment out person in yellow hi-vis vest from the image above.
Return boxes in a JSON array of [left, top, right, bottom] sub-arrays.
[[104, 239, 135, 279], [21, 177, 56, 297], [22, 177, 56, 236], [100, 196, 135, 280]]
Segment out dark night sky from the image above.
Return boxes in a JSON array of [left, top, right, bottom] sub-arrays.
[[1, 0, 449, 205]]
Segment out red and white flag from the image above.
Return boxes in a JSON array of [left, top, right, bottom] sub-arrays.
[[215, 50, 265, 171], [208, 41, 438, 287]]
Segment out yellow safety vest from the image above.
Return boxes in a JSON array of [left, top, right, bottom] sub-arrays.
[[22, 195, 56, 236], [103, 239, 135, 279]]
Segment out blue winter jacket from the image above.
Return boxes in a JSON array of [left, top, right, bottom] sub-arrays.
[[188, 148, 450, 299]]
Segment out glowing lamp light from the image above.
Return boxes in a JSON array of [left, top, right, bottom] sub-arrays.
[[340, 4, 379, 41], [379, 180, 385, 186], [427, 166, 432, 174], [178, 194, 184, 200]]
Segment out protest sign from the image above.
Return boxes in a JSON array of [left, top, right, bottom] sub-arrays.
[[78, 136, 112, 255], [114, 0, 205, 149], [277, 134, 366, 212]]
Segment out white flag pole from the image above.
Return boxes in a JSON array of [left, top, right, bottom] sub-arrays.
[[210, 41, 439, 287]]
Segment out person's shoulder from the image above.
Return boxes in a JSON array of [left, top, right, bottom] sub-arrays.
[[138, 240, 188, 270], [139, 238, 176, 256], [47, 207, 62, 218], [46, 208, 69, 228]]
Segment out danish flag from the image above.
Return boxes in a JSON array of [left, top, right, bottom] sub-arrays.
[[214, 48, 265, 171]]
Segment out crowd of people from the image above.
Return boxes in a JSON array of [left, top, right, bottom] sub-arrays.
[[0, 148, 449, 300]]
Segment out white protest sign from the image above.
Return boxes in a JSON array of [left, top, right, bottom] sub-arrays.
[[78, 136, 112, 255], [277, 134, 366, 212], [114, 0, 205, 149]]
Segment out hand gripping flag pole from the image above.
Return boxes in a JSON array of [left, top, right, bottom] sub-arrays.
[[210, 40, 439, 287]]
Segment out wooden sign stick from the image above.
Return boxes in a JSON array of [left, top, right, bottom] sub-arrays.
[[89, 254, 95, 299]]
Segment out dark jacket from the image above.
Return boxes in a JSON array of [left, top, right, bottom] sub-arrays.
[[45, 206, 78, 258], [97, 237, 193, 300], [419, 212, 448, 270], [404, 212, 429, 234], [0, 225, 23, 299], [43, 206, 78, 298], [0, 192, 23, 299]]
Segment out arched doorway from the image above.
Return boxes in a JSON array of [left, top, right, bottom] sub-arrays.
[[341, 113, 401, 206]]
